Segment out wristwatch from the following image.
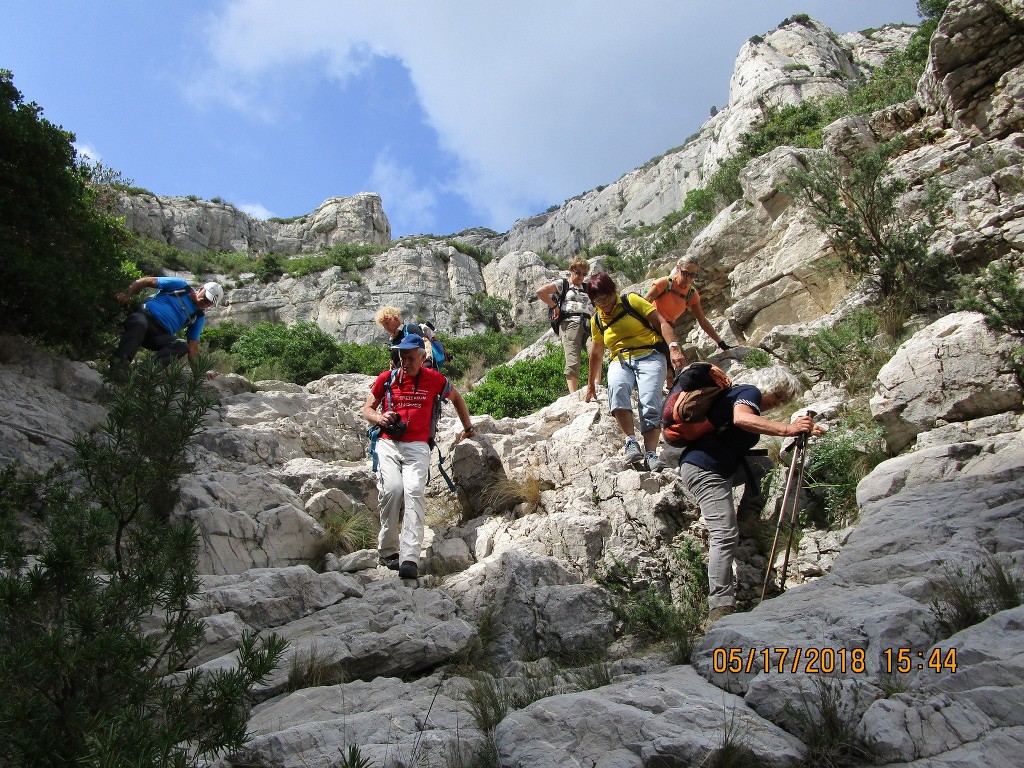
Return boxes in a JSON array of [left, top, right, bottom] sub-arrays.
[[669, 341, 679, 349]]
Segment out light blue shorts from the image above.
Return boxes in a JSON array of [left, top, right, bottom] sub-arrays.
[[607, 350, 667, 433]]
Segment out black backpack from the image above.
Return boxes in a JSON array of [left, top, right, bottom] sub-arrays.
[[593, 292, 672, 367]]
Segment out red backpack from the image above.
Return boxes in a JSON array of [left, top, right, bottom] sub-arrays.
[[661, 362, 732, 447]]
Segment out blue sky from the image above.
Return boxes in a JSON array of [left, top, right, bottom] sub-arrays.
[[4, 1, 920, 238]]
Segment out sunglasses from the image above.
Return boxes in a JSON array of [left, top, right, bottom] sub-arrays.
[[678, 270, 698, 279]]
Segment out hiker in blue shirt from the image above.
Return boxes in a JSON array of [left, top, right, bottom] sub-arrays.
[[112, 276, 224, 375]]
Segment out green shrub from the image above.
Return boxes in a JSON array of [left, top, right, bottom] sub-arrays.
[[957, 259, 1024, 381], [125, 236, 253, 278], [438, 324, 547, 383], [0, 70, 134, 358], [254, 253, 284, 281], [207, 321, 390, 383], [464, 292, 512, 332], [787, 141, 956, 336], [230, 322, 345, 384], [742, 348, 773, 369], [311, 509, 378, 571], [589, 242, 646, 283], [785, 677, 873, 768], [804, 416, 887, 528], [596, 545, 707, 663], [201, 320, 247, 354], [464, 347, 570, 418], [284, 242, 379, 278], [446, 239, 494, 265], [784, 308, 896, 394], [0, 359, 286, 765], [334, 341, 391, 375], [929, 554, 1023, 638]]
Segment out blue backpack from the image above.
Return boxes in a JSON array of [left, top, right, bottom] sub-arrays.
[[403, 322, 450, 372]]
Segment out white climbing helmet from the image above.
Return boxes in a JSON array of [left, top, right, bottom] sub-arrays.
[[202, 282, 224, 307]]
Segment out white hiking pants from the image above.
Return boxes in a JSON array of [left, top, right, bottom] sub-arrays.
[[375, 438, 430, 564]]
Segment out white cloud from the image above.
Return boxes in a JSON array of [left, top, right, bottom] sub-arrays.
[[237, 202, 274, 220], [73, 142, 101, 162], [194, 0, 919, 231], [369, 151, 438, 235]]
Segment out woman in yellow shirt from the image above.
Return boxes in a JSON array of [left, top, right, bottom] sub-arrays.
[[584, 272, 679, 472]]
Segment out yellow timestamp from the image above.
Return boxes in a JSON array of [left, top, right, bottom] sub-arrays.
[[882, 647, 957, 674], [711, 647, 867, 674]]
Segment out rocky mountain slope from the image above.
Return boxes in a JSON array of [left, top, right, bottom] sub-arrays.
[[5, 1, 1024, 765]]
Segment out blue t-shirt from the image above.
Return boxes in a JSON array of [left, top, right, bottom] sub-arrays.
[[144, 277, 206, 340], [680, 384, 762, 476]]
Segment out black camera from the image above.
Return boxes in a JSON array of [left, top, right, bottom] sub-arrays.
[[383, 418, 408, 439]]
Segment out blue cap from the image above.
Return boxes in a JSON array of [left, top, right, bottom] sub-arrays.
[[390, 333, 425, 351]]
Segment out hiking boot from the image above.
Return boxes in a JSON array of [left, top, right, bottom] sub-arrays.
[[705, 605, 735, 630], [645, 451, 666, 472], [624, 436, 644, 466], [378, 553, 400, 570], [398, 560, 419, 579]]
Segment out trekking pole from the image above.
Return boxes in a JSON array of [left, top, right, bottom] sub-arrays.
[[760, 412, 815, 601], [776, 434, 811, 593]]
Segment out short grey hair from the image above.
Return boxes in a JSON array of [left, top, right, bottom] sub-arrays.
[[677, 255, 699, 268]]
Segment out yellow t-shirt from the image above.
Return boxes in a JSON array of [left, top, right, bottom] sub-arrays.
[[591, 294, 662, 358]]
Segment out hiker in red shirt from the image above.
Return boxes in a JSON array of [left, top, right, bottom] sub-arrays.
[[360, 333, 475, 580]]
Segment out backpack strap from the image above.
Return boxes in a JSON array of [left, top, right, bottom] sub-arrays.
[[596, 293, 670, 366], [667, 284, 696, 302], [429, 379, 456, 492], [369, 369, 402, 469], [158, 286, 203, 327]]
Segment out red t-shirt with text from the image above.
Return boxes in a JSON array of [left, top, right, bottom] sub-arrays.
[[370, 367, 451, 442]]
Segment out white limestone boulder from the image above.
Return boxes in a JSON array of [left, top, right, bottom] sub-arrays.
[[869, 312, 1023, 453]]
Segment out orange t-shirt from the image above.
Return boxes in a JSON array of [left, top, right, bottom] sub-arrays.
[[648, 276, 699, 324]]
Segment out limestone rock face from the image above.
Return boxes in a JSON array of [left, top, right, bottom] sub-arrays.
[[0, 336, 107, 472], [497, 666, 807, 768], [917, 0, 1024, 142], [869, 312, 1024, 453], [217, 240, 486, 342], [271, 194, 391, 253], [116, 192, 390, 254]]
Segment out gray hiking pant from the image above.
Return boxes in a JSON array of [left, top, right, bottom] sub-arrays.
[[679, 459, 768, 610]]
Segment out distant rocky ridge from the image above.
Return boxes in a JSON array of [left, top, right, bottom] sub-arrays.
[[117, 191, 391, 254], [480, 20, 917, 258]]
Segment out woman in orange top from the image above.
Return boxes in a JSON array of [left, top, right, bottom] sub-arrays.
[[645, 256, 730, 353]]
